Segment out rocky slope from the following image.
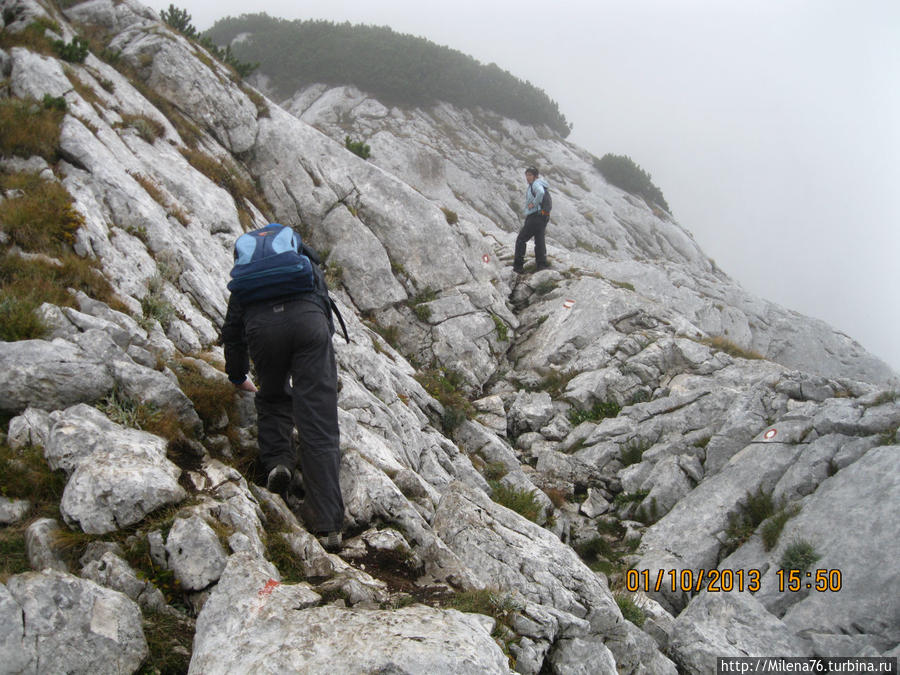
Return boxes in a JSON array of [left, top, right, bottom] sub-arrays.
[[0, 1, 898, 673]]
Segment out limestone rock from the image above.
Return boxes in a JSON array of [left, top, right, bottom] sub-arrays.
[[669, 591, 809, 673], [2, 570, 148, 674], [165, 515, 229, 592]]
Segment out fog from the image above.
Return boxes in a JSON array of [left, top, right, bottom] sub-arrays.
[[145, 0, 900, 374]]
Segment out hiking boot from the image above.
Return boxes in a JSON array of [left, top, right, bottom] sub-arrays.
[[536, 261, 551, 271], [512, 265, 525, 274], [266, 465, 291, 495], [318, 531, 342, 552]]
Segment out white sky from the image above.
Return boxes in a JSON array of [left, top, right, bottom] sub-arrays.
[[145, 0, 900, 375]]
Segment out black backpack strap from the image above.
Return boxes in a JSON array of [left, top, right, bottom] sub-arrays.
[[330, 296, 350, 343]]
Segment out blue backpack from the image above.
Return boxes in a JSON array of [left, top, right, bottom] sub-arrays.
[[228, 223, 349, 341], [228, 224, 315, 303]]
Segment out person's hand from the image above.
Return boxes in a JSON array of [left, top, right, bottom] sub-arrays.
[[236, 378, 257, 393]]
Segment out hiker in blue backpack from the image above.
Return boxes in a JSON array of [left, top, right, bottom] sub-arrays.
[[221, 224, 348, 552], [513, 166, 551, 273]]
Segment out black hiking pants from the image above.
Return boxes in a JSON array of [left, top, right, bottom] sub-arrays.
[[244, 297, 344, 534], [514, 212, 549, 269]]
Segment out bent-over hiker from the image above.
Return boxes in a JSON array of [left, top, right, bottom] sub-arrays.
[[513, 166, 551, 273], [221, 223, 346, 551]]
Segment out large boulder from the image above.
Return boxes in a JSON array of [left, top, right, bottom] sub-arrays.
[[190, 552, 511, 674], [1, 570, 148, 674]]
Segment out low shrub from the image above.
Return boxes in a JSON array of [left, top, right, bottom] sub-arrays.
[[593, 153, 669, 213], [52, 36, 90, 63]]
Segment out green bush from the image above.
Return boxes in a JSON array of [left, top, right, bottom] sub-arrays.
[[52, 36, 90, 63], [594, 153, 669, 213]]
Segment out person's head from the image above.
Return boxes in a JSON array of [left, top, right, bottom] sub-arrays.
[[525, 167, 539, 184]]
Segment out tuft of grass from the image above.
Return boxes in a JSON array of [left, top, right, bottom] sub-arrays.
[[171, 358, 236, 434], [615, 592, 646, 627], [779, 539, 820, 574], [265, 531, 307, 583], [723, 488, 776, 555], [0, 442, 68, 581], [620, 439, 651, 467], [568, 399, 621, 426], [443, 588, 521, 658], [141, 609, 195, 675], [701, 336, 764, 361], [140, 276, 177, 330], [760, 504, 801, 551], [97, 389, 164, 432], [0, 173, 83, 253], [180, 147, 271, 219], [534, 278, 558, 296], [414, 367, 473, 434], [490, 313, 509, 342], [0, 245, 119, 344], [117, 114, 165, 144], [612, 489, 649, 508], [488, 481, 542, 523], [441, 207, 458, 225]]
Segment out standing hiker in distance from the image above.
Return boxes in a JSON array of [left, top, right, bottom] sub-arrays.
[[221, 223, 348, 552], [513, 166, 551, 273]]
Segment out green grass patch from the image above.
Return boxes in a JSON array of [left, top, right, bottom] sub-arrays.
[[760, 503, 801, 551], [140, 609, 195, 675], [491, 313, 508, 342], [568, 399, 621, 426], [265, 531, 307, 583], [0, 442, 68, 581], [0, 97, 65, 160], [620, 438, 651, 467], [615, 592, 646, 627], [414, 366, 473, 434], [723, 488, 776, 555], [488, 481, 542, 523]]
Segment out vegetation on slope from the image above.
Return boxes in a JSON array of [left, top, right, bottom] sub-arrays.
[[203, 13, 572, 137]]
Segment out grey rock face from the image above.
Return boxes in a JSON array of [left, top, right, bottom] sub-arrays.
[[670, 591, 809, 674], [2, 570, 148, 674]]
